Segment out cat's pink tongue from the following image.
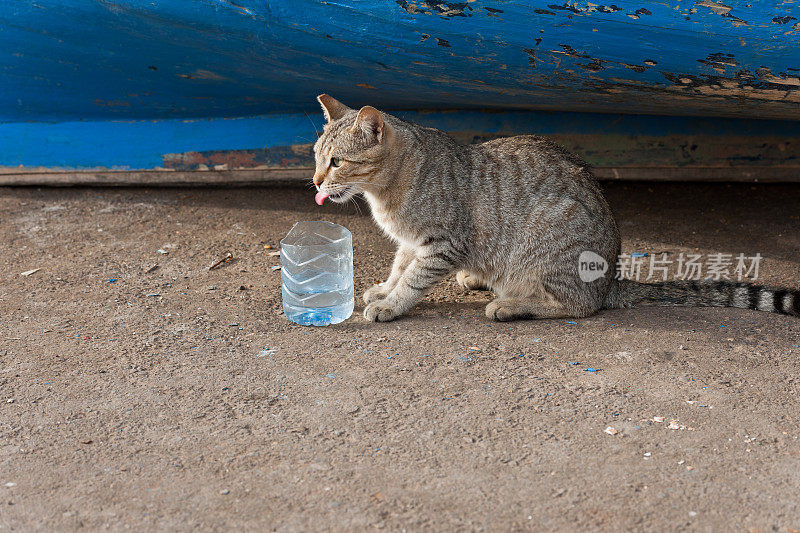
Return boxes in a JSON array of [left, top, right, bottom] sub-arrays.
[[315, 191, 329, 206]]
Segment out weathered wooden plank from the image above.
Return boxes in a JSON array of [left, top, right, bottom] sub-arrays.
[[3, 1, 799, 181], [0, 169, 311, 187], [3, 167, 798, 187], [1, 110, 797, 179]]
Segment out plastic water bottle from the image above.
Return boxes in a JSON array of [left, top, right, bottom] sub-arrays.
[[280, 221, 354, 326]]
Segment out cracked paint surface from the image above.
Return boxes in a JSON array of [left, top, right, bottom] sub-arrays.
[[1, 0, 800, 122], [2, 1, 799, 172]]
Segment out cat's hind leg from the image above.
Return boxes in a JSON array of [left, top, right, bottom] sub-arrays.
[[485, 297, 570, 321], [485, 273, 594, 321], [456, 270, 491, 291]]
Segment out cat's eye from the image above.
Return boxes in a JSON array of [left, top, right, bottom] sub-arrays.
[[330, 157, 342, 168]]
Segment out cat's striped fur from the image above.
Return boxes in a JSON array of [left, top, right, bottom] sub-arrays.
[[312, 95, 799, 322]]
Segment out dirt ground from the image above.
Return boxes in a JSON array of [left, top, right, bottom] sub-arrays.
[[1, 181, 799, 531]]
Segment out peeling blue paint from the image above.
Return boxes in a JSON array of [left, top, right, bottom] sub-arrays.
[[2, 1, 800, 123], [2, 1, 800, 172], [1, 109, 797, 170], [0, 114, 316, 169]]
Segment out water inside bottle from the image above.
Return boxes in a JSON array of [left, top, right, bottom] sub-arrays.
[[280, 221, 354, 326]]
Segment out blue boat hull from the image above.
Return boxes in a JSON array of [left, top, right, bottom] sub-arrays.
[[1, 1, 799, 176]]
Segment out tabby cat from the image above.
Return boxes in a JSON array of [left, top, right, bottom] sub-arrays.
[[312, 94, 799, 322]]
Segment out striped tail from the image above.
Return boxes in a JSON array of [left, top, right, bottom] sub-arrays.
[[607, 279, 800, 317]]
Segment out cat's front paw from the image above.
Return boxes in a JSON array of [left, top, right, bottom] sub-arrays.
[[363, 284, 389, 304], [364, 299, 399, 322]]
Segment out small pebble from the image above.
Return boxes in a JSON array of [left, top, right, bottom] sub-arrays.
[[220, 489, 230, 495], [668, 420, 681, 430], [604, 426, 618, 435]]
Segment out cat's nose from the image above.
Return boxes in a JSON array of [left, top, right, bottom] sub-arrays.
[[312, 172, 324, 187]]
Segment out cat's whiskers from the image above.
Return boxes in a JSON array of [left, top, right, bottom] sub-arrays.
[[304, 111, 321, 138], [348, 196, 364, 217]]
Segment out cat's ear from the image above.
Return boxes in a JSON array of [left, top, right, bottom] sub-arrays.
[[350, 106, 384, 143], [317, 94, 351, 122]]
